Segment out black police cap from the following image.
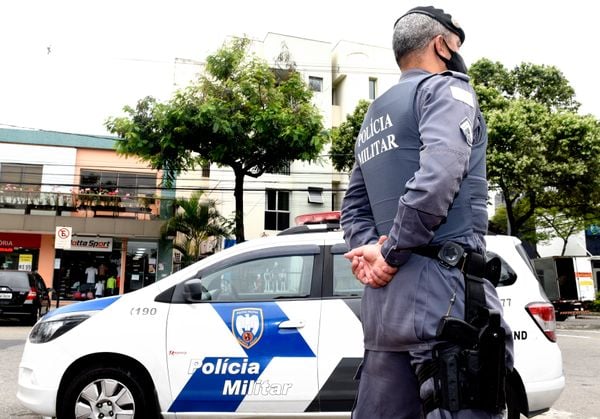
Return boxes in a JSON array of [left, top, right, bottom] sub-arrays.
[[395, 6, 465, 44]]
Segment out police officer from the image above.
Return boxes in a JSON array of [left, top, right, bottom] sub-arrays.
[[341, 6, 513, 419]]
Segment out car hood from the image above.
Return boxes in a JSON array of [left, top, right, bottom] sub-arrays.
[[43, 296, 121, 320]]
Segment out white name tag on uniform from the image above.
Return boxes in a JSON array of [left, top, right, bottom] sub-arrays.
[[450, 86, 474, 108]]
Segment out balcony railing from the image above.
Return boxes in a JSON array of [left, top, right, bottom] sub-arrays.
[[0, 190, 161, 219]]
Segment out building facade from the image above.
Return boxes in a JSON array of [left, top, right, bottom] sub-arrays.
[[175, 33, 400, 240], [0, 128, 168, 299], [0, 33, 404, 290]]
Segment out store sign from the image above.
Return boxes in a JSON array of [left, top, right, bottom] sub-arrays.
[[0, 240, 13, 253], [0, 233, 41, 251], [18, 254, 33, 271], [70, 236, 113, 252]]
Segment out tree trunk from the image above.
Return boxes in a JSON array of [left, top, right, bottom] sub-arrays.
[[505, 201, 515, 236], [234, 170, 246, 243]]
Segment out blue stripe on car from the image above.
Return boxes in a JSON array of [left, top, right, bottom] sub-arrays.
[[169, 302, 315, 412], [42, 296, 120, 320]]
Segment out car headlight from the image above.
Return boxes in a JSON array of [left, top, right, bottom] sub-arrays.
[[29, 314, 90, 344]]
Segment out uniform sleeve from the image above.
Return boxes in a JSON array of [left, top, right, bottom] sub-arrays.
[[381, 74, 478, 266], [341, 162, 379, 249]]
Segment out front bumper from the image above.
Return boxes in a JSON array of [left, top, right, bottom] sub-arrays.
[[17, 363, 58, 417]]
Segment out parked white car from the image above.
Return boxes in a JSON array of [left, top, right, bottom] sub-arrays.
[[17, 226, 563, 418]]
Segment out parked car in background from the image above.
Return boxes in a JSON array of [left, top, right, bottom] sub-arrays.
[[17, 220, 563, 418], [0, 270, 51, 325]]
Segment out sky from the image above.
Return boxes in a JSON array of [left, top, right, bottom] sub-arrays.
[[0, 0, 596, 136]]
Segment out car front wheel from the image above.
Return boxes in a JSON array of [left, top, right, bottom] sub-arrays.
[[58, 365, 156, 419]]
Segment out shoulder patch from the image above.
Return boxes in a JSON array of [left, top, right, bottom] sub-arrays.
[[459, 117, 473, 146], [450, 86, 474, 108]]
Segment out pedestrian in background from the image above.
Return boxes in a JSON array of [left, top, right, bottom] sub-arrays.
[[106, 273, 117, 296]]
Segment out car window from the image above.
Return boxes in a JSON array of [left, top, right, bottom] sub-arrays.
[[514, 243, 538, 276], [199, 254, 314, 301], [0, 272, 31, 289], [486, 252, 517, 287], [333, 253, 364, 296]]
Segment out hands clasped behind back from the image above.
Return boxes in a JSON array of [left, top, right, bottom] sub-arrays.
[[344, 235, 398, 288]]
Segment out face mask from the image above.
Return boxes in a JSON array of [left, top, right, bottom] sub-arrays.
[[436, 39, 468, 74]]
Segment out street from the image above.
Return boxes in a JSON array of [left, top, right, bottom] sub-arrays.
[[1, 317, 600, 419], [0, 321, 37, 419]]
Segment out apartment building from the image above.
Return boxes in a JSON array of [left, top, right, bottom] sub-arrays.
[[175, 33, 400, 240]]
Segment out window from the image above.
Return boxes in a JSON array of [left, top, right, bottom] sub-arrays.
[[265, 189, 290, 231], [79, 170, 156, 197], [197, 254, 314, 301], [268, 161, 291, 176], [201, 163, 210, 178], [333, 253, 364, 296], [307, 187, 323, 204], [0, 163, 43, 192], [369, 78, 378, 100], [309, 76, 323, 92], [331, 180, 341, 211]]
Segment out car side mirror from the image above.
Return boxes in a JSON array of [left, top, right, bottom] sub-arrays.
[[183, 278, 211, 302]]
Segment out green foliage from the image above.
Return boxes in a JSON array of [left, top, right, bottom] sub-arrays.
[[470, 59, 600, 241], [106, 37, 328, 242], [160, 191, 232, 263], [589, 293, 600, 312], [489, 200, 547, 245], [330, 99, 371, 173]]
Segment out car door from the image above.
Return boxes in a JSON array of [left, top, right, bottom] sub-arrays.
[[165, 244, 323, 415], [313, 242, 364, 412]]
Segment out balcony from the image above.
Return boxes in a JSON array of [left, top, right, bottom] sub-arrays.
[[0, 190, 161, 219]]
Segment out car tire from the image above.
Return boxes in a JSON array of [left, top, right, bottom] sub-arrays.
[[504, 380, 522, 419], [58, 365, 157, 419]]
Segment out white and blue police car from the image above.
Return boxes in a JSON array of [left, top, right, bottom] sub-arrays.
[[17, 219, 564, 419]]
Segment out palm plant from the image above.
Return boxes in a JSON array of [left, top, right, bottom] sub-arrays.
[[160, 191, 232, 264]]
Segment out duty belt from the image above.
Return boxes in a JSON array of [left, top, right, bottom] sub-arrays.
[[412, 241, 487, 325], [412, 241, 486, 278]]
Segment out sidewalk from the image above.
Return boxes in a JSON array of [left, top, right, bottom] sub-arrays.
[[556, 313, 600, 330]]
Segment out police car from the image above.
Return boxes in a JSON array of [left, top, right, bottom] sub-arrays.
[[17, 222, 564, 419]]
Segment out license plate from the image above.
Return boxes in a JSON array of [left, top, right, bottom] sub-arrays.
[[0, 293, 12, 299]]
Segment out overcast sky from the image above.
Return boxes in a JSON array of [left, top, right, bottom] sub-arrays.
[[0, 0, 595, 135]]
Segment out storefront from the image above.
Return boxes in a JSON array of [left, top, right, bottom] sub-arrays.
[[0, 232, 42, 271], [54, 236, 158, 300]]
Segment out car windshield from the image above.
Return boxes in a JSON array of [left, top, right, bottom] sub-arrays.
[[0, 272, 30, 289]]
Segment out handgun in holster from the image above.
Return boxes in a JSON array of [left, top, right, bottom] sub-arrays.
[[430, 310, 506, 414]]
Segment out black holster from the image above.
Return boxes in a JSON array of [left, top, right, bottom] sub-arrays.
[[427, 311, 506, 414], [413, 242, 507, 415]]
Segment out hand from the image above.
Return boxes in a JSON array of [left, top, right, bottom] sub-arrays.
[[345, 236, 398, 288]]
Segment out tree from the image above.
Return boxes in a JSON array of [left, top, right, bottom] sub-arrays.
[[470, 59, 600, 240], [106, 37, 328, 242], [535, 208, 590, 256], [330, 99, 371, 173], [160, 191, 232, 264]]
